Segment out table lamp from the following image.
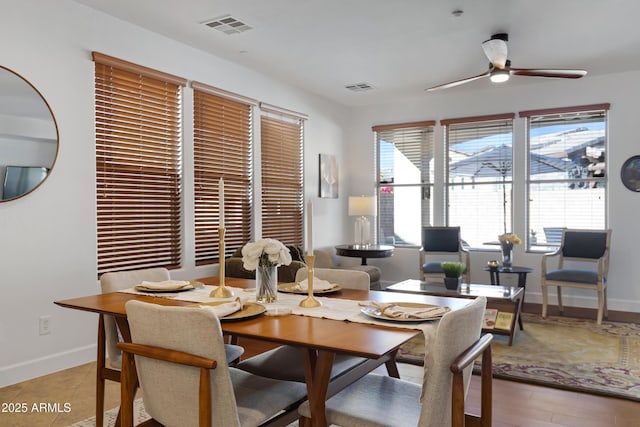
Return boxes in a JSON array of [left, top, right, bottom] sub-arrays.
[[348, 195, 375, 247]]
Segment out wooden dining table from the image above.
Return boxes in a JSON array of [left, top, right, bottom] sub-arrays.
[[54, 276, 472, 427]]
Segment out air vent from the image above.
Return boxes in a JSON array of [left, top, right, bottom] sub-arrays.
[[345, 82, 375, 92], [203, 15, 252, 35]]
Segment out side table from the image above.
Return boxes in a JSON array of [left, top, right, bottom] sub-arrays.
[[335, 244, 393, 265], [483, 265, 533, 331]]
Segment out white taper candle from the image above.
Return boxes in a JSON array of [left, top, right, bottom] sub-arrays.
[[307, 200, 313, 253], [219, 177, 225, 228]]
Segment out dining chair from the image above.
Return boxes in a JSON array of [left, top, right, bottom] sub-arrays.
[[298, 296, 493, 427], [236, 268, 379, 384], [97, 268, 244, 427], [119, 300, 307, 427], [420, 226, 471, 284], [541, 228, 612, 324]]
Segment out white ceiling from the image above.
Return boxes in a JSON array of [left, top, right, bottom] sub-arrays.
[[73, 0, 640, 107]]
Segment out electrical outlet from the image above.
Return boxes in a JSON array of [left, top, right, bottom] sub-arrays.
[[39, 315, 51, 335]]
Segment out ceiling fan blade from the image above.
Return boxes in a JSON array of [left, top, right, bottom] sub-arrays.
[[509, 67, 587, 79], [426, 71, 490, 91]]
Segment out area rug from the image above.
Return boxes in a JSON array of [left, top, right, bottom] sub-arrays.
[[69, 399, 150, 426], [398, 312, 640, 401]]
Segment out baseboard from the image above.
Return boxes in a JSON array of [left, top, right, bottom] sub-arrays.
[[0, 344, 96, 388], [523, 303, 640, 323]]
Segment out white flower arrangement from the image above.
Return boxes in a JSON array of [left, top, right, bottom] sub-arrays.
[[241, 238, 293, 271]]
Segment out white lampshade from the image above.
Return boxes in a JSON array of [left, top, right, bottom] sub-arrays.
[[348, 196, 376, 216]]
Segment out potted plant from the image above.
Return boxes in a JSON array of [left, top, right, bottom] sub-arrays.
[[441, 261, 465, 290]]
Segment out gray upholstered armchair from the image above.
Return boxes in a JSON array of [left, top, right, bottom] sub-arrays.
[[541, 228, 612, 324], [225, 244, 306, 283]]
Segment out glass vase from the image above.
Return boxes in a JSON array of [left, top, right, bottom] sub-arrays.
[[501, 242, 513, 269], [256, 265, 278, 303]]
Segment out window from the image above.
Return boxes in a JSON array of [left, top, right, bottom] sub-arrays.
[[374, 121, 436, 246], [94, 52, 187, 274], [443, 114, 515, 248], [260, 104, 305, 246], [192, 82, 255, 263], [521, 104, 609, 249]]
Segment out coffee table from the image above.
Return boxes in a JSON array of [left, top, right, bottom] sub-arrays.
[[386, 279, 524, 345]]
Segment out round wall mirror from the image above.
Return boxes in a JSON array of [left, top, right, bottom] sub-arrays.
[[0, 65, 58, 201]]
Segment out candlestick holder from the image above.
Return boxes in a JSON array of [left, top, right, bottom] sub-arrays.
[[299, 254, 321, 308], [211, 227, 234, 298]]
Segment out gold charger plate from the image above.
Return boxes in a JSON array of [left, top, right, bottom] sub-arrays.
[[200, 301, 266, 322], [134, 280, 204, 293], [277, 282, 342, 295], [360, 302, 449, 323]]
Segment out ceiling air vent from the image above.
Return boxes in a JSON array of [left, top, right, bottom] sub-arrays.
[[203, 15, 252, 35], [345, 82, 375, 92]]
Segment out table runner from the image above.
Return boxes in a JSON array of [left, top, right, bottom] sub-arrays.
[[119, 285, 444, 336]]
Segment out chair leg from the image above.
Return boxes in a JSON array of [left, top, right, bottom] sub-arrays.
[[298, 416, 312, 427], [557, 287, 563, 313], [541, 285, 548, 319], [596, 289, 605, 325], [603, 287, 608, 319]]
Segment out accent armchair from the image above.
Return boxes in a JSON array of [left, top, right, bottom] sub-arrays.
[[541, 228, 612, 324], [225, 244, 306, 283], [420, 226, 471, 284]]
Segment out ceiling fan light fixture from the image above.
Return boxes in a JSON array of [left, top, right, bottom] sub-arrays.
[[481, 37, 508, 68], [490, 69, 510, 83]]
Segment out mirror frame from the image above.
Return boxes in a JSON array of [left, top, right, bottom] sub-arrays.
[[0, 65, 59, 202]]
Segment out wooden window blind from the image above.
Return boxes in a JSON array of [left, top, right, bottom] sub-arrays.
[[260, 112, 304, 246], [373, 121, 436, 246], [444, 115, 514, 246], [521, 104, 609, 249], [93, 52, 186, 274], [192, 82, 254, 263]]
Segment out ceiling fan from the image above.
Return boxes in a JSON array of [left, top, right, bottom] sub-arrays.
[[426, 33, 587, 91]]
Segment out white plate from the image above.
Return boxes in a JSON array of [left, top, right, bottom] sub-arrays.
[[134, 280, 204, 293], [277, 282, 342, 294], [360, 302, 449, 323]]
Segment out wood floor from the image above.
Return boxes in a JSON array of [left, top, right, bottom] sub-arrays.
[[1, 337, 638, 426]]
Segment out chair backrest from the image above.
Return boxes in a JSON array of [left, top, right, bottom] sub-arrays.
[[99, 268, 170, 368], [422, 226, 461, 253], [418, 296, 487, 427], [561, 229, 611, 260], [125, 300, 240, 427], [295, 267, 370, 290]]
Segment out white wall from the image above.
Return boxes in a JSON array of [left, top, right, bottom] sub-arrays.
[[348, 72, 640, 314], [0, 0, 352, 386]]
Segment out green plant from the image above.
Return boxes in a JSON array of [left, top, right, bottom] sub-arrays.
[[441, 261, 465, 278]]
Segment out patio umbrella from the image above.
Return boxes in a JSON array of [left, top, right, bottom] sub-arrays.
[[449, 144, 571, 233]]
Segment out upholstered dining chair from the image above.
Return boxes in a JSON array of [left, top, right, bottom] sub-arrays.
[[236, 268, 380, 384], [119, 300, 307, 427], [97, 268, 244, 427], [420, 226, 471, 284], [297, 296, 493, 427], [541, 228, 612, 324]]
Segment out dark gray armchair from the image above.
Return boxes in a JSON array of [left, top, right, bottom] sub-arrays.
[[420, 226, 471, 284], [541, 228, 612, 324]]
